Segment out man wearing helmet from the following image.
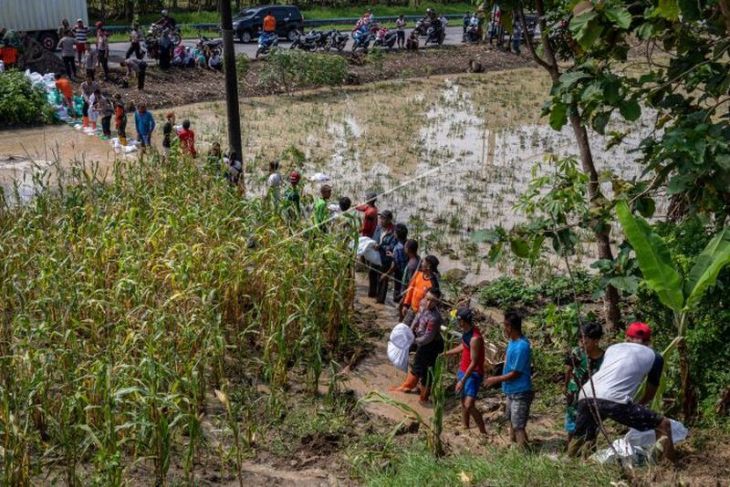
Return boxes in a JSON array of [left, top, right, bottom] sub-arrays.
[[156, 9, 177, 30]]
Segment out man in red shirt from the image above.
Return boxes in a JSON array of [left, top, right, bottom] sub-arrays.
[[356, 191, 378, 237], [443, 307, 487, 435], [176, 119, 197, 157]]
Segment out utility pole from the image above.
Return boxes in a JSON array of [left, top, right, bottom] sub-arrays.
[[219, 0, 243, 189]]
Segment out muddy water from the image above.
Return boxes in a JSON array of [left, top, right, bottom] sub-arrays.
[[1, 72, 657, 284]]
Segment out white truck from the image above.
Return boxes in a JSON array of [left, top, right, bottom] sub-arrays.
[[2, 0, 89, 50]]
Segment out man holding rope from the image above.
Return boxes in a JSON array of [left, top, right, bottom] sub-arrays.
[[569, 322, 676, 462]]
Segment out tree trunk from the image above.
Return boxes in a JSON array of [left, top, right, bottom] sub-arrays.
[[677, 338, 696, 422], [522, 0, 622, 330], [569, 114, 621, 330]]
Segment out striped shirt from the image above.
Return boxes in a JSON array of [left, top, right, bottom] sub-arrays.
[[74, 26, 88, 43]]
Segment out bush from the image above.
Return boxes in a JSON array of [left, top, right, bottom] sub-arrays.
[[538, 270, 599, 303], [478, 277, 539, 309], [0, 71, 55, 128], [259, 49, 348, 91]]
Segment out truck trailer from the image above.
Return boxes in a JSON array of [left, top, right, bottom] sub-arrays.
[[1, 0, 89, 50]]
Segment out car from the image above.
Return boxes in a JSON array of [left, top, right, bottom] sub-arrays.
[[232, 5, 303, 43]]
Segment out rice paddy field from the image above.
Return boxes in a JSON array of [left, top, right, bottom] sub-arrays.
[[2, 67, 724, 485]]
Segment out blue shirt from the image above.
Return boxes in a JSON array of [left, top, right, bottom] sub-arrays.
[[134, 110, 156, 137], [503, 336, 532, 394], [393, 241, 407, 272]]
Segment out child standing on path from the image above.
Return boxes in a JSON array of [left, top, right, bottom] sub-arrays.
[[113, 94, 128, 145], [84, 42, 98, 81], [97, 93, 114, 139], [395, 15, 406, 49], [177, 119, 197, 157], [162, 112, 175, 157], [135, 103, 156, 151]]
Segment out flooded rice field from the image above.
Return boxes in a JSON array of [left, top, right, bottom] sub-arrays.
[[0, 68, 658, 282]]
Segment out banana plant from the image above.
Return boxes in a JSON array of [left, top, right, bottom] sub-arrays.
[[616, 200, 730, 418]]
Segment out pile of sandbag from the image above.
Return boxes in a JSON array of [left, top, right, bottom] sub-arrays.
[[24, 70, 82, 123]]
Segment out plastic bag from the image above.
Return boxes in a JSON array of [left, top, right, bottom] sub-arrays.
[[592, 418, 688, 465], [387, 323, 414, 371], [357, 236, 381, 266], [625, 419, 688, 447], [309, 172, 331, 182]]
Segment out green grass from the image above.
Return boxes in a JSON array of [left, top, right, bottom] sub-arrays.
[[360, 442, 621, 486]]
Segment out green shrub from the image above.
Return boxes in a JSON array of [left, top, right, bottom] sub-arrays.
[[478, 277, 538, 309], [538, 270, 599, 303], [0, 71, 55, 128], [259, 49, 348, 91]]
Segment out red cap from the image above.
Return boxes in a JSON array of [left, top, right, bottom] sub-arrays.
[[626, 322, 651, 341]]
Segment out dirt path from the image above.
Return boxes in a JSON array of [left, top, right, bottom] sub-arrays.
[[343, 274, 433, 423]]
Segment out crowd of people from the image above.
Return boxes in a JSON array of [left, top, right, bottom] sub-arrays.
[[262, 176, 674, 462]]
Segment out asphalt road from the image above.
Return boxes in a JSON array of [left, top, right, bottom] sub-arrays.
[[106, 26, 469, 62]]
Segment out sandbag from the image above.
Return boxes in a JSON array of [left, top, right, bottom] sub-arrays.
[[357, 236, 381, 266], [592, 418, 688, 465], [387, 323, 414, 372], [625, 419, 688, 447]]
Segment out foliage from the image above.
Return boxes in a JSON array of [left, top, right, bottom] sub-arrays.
[[235, 53, 250, 78], [478, 277, 539, 309], [537, 270, 599, 303], [258, 49, 348, 92], [357, 441, 620, 486], [0, 154, 354, 484], [0, 71, 55, 129]]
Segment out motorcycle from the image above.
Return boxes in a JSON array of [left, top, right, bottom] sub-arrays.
[[351, 27, 374, 52], [290, 30, 327, 51], [414, 19, 446, 46], [324, 30, 348, 52], [463, 24, 480, 43], [197, 35, 223, 52], [256, 31, 279, 58], [146, 23, 182, 47], [373, 27, 398, 49]]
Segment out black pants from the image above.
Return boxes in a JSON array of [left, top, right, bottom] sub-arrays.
[[397, 30, 405, 45], [99, 51, 109, 78], [126, 42, 143, 59], [101, 116, 112, 136], [63, 56, 76, 77], [392, 274, 403, 303], [137, 63, 147, 90], [412, 338, 445, 386], [368, 267, 379, 298], [86, 68, 95, 81], [82, 101, 89, 118], [376, 274, 389, 304]]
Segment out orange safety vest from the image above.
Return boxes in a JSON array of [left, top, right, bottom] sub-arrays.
[[263, 15, 276, 33]]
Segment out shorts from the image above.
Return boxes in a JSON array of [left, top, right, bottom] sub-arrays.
[[574, 399, 663, 441], [457, 370, 482, 398], [411, 338, 444, 386], [76, 43, 86, 55], [505, 391, 533, 430], [565, 406, 577, 433]]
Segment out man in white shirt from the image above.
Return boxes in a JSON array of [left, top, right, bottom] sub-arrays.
[[569, 322, 675, 462]]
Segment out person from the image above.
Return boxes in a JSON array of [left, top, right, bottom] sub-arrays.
[[126, 24, 143, 60], [284, 171, 302, 216], [392, 288, 444, 403], [263, 11, 276, 34], [122, 57, 147, 91], [355, 191, 378, 238], [177, 119, 197, 157], [564, 321, 604, 443], [398, 239, 420, 302], [87, 88, 101, 131], [463, 12, 471, 36], [511, 20, 522, 54], [58, 19, 70, 41], [389, 223, 409, 302], [267, 160, 282, 204], [484, 311, 533, 448], [400, 255, 440, 326], [80, 77, 99, 128], [373, 210, 397, 303], [113, 94, 128, 145], [354, 10, 373, 32], [394, 15, 406, 49], [207, 142, 223, 172], [225, 151, 243, 185], [0, 38, 18, 70], [443, 307, 487, 435], [84, 42, 98, 81], [313, 184, 333, 232], [73, 19, 88, 67], [208, 50, 222, 71], [156, 9, 177, 30], [96, 22, 110, 80], [159, 31, 173, 70], [57, 31, 77, 78], [162, 112, 175, 157], [54, 73, 75, 118], [338, 196, 359, 241], [96, 92, 114, 139], [135, 103, 156, 150], [569, 322, 675, 462]]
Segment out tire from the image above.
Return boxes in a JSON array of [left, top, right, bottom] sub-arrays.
[[171, 33, 182, 46], [438, 32, 445, 46], [37, 32, 58, 51], [240, 31, 252, 43], [255, 47, 262, 59], [287, 29, 299, 43]]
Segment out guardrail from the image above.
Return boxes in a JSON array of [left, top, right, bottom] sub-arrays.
[[102, 14, 468, 33]]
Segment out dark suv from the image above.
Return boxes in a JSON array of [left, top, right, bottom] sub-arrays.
[[232, 5, 304, 43]]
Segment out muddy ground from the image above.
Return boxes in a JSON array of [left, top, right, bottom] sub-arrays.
[[66, 44, 532, 110]]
